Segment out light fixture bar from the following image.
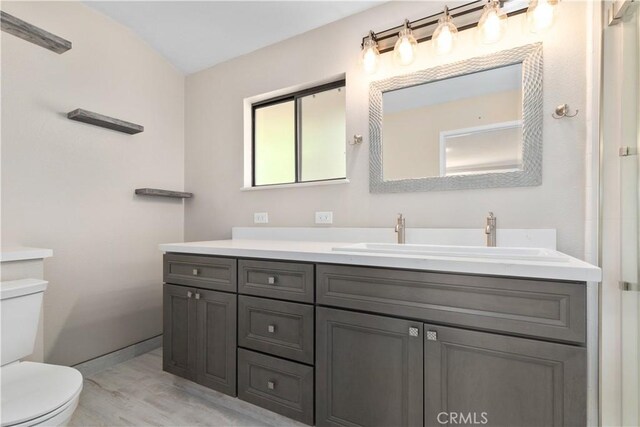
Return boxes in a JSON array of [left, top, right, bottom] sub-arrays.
[[362, 0, 529, 54]]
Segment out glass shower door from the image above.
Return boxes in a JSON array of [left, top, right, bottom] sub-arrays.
[[619, 3, 640, 425]]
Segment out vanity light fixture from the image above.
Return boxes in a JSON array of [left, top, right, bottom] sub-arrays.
[[360, 31, 380, 75], [393, 20, 418, 66], [358, 0, 534, 74], [432, 6, 458, 55], [477, 0, 508, 44], [527, 0, 558, 33]]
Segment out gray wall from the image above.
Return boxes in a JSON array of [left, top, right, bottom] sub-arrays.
[[1, 1, 185, 366], [184, 1, 588, 258]]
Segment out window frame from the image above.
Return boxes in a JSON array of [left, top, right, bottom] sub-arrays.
[[251, 79, 346, 187]]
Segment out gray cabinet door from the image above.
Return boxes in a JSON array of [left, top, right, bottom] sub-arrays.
[[424, 324, 586, 427], [316, 307, 423, 427], [163, 284, 196, 381], [196, 288, 237, 396]]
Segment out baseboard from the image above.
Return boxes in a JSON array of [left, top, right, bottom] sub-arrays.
[[73, 334, 162, 377]]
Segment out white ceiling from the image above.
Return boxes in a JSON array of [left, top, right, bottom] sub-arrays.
[[84, 1, 383, 74]]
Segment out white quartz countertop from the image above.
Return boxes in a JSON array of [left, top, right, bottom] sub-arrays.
[[159, 239, 601, 282], [0, 247, 53, 262]]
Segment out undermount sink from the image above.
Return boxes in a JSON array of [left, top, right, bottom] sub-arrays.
[[332, 243, 570, 262]]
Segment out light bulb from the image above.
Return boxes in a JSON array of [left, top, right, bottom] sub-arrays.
[[393, 21, 418, 66], [362, 46, 379, 74], [437, 26, 453, 53], [359, 33, 380, 75], [432, 9, 458, 55], [527, 0, 557, 33], [478, 0, 507, 44], [397, 37, 415, 63]]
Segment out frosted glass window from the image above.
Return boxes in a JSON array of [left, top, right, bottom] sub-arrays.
[[300, 88, 346, 181], [254, 101, 295, 186], [252, 81, 345, 187]]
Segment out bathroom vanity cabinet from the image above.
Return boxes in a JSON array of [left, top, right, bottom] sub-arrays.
[[162, 252, 588, 427]]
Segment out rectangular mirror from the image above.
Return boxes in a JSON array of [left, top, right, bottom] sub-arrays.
[[370, 43, 542, 192]]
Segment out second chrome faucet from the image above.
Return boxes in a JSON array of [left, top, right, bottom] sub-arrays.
[[395, 213, 406, 244], [485, 212, 497, 247]]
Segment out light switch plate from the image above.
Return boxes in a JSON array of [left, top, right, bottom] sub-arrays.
[[315, 211, 333, 224], [254, 212, 268, 224]]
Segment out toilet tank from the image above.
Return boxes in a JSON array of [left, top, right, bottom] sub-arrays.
[[0, 279, 47, 366]]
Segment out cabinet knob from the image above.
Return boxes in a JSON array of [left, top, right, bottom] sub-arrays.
[[426, 330, 438, 341], [187, 291, 193, 299], [267, 324, 276, 333], [192, 268, 199, 276], [267, 380, 276, 390], [267, 276, 276, 285], [195, 292, 200, 300], [409, 327, 419, 337]]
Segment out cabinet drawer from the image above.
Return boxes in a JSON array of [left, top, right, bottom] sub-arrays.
[[317, 264, 586, 344], [238, 296, 314, 364], [238, 349, 314, 425], [238, 259, 314, 303], [164, 254, 237, 292]]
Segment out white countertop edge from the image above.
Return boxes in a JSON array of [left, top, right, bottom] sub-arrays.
[[159, 241, 602, 283], [0, 247, 53, 262]]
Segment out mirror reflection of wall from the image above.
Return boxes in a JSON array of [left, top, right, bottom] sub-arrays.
[[382, 63, 523, 180]]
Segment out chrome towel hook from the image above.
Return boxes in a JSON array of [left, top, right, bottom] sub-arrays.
[[552, 104, 579, 119]]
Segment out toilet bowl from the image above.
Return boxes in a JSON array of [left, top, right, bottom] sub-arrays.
[[0, 279, 83, 427]]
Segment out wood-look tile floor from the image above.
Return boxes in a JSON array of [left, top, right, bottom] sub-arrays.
[[69, 348, 307, 427]]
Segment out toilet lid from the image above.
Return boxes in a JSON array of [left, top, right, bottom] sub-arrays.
[[1, 362, 83, 427]]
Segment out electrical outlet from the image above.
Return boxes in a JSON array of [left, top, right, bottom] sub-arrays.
[[315, 211, 333, 224], [254, 212, 269, 224]]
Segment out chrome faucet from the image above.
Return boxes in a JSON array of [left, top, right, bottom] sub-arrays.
[[485, 212, 497, 247], [395, 214, 406, 244]]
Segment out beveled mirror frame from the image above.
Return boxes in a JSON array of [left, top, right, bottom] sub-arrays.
[[369, 43, 543, 193]]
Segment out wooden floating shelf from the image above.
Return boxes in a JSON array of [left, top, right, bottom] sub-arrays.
[[135, 188, 193, 199], [67, 109, 144, 135], [1, 11, 71, 54]]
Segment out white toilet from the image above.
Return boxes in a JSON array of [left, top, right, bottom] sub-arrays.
[[1, 279, 83, 427]]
